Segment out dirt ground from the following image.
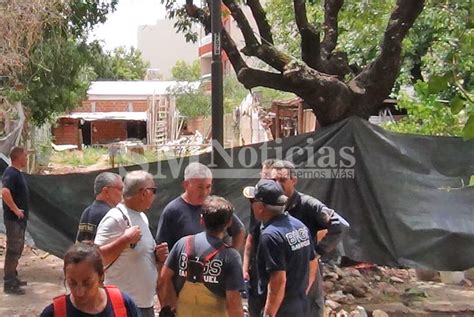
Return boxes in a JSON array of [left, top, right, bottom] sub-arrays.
[[2, 233, 474, 317], [0, 234, 64, 317]]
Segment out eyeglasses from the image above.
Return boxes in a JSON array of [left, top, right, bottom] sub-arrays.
[[142, 187, 157, 194]]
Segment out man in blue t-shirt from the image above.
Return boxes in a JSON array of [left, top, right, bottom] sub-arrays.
[[272, 160, 350, 317], [76, 172, 124, 242], [156, 162, 245, 250], [159, 195, 244, 317], [2, 146, 29, 295], [243, 179, 317, 317]]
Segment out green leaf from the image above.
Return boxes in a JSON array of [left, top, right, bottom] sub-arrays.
[[450, 95, 466, 114], [462, 115, 474, 140], [428, 75, 449, 94]]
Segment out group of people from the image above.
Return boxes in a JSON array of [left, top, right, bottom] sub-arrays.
[[2, 145, 350, 317]]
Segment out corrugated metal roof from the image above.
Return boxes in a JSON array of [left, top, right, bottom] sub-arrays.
[[60, 112, 147, 121], [87, 81, 198, 97]]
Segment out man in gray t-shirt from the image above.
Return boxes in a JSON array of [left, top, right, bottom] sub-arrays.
[[159, 196, 244, 317]]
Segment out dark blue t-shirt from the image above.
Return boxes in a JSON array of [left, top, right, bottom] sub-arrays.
[[76, 200, 113, 242], [165, 232, 244, 298], [257, 214, 315, 317], [156, 196, 244, 249], [2, 166, 29, 222], [40, 289, 141, 317]]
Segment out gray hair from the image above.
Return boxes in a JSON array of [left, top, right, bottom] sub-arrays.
[[272, 159, 297, 178], [94, 172, 121, 196], [184, 162, 212, 180], [264, 203, 286, 215], [123, 170, 154, 197]]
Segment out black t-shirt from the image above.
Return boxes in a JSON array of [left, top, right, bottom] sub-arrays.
[[156, 196, 244, 249], [2, 166, 29, 222], [165, 232, 244, 298], [76, 200, 113, 242], [257, 214, 315, 316], [40, 290, 141, 317]]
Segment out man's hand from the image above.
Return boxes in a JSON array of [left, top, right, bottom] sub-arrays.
[[155, 242, 169, 263], [243, 270, 250, 281], [123, 225, 141, 245], [14, 208, 25, 219]]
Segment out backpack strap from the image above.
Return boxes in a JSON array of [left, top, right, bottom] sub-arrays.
[[53, 294, 67, 317], [105, 285, 127, 317]]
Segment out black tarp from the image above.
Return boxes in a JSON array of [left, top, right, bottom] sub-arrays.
[[25, 117, 474, 271]]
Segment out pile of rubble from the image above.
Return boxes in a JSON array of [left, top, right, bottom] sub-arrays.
[[321, 263, 474, 316]]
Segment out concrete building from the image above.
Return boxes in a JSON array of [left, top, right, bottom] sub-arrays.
[[137, 19, 199, 80]]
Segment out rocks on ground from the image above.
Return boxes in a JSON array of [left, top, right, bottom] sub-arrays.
[[322, 263, 474, 316]]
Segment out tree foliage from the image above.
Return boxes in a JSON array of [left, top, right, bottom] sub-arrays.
[[169, 60, 294, 118], [162, 0, 425, 127], [171, 60, 201, 81], [1, 0, 118, 125], [266, 0, 473, 138], [87, 43, 149, 81], [162, 0, 473, 139]]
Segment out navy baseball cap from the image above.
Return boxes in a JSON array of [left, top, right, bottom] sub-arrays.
[[243, 179, 288, 206]]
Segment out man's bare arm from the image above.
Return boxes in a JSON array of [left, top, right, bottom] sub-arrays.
[[264, 271, 286, 317], [231, 228, 245, 250], [306, 258, 318, 294], [99, 226, 141, 265], [158, 265, 178, 309], [242, 233, 254, 280], [226, 290, 244, 317]]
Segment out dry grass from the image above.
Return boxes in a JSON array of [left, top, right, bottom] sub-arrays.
[[0, 0, 63, 79]]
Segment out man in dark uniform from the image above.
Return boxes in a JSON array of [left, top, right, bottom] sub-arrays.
[[156, 162, 245, 250], [159, 196, 244, 317], [243, 179, 317, 317], [2, 146, 29, 295], [76, 172, 123, 242], [242, 159, 274, 317], [271, 160, 350, 317]]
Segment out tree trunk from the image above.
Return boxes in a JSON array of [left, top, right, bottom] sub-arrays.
[[185, 0, 425, 127]]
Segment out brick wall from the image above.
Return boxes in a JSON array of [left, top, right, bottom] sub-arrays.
[[77, 100, 148, 112], [52, 118, 80, 145], [91, 121, 127, 144]]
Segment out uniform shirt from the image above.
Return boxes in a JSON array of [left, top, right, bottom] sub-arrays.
[[165, 231, 244, 298], [257, 214, 315, 316], [2, 166, 29, 222], [40, 289, 141, 317], [286, 191, 350, 256], [76, 200, 112, 242], [94, 203, 157, 308], [156, 197, 245, 249]]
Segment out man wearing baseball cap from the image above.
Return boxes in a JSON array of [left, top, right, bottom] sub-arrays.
[[243, 179, 317, 317]]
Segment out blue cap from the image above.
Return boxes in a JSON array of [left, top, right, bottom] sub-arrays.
[[243, 179, 288, 206]]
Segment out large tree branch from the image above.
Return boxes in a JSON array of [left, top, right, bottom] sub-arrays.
[[246, 0, 274, 45], [321, 0, 344, 58], [349, 0, 424, 116], [223, 0, 291, 72], [293, 0, 321, 70], [221, 27, 250, 72], [238, 68, 297, 92], [221, 0, 260, 48]]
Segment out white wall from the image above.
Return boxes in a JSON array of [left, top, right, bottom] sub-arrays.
[[137, 19, 199, 79]]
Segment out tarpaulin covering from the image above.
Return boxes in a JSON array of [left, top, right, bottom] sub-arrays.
[[25, 117, 474, 270]]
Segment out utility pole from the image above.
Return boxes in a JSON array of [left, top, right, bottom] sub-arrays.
[[211, 0, 224, 155]]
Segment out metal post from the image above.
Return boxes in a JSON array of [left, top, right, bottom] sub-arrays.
[[211, 0, 224, 152]]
